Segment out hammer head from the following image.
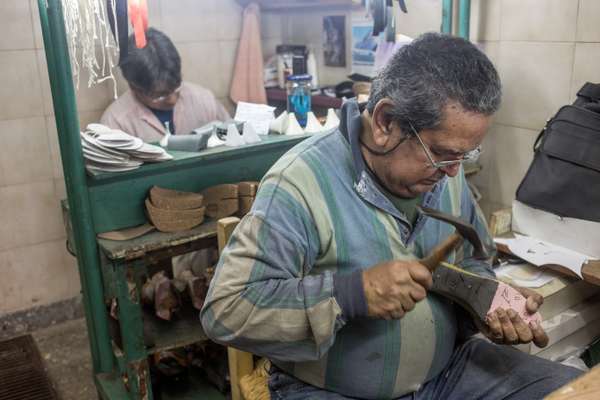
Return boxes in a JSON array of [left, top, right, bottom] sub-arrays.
[[417, 205, 490, 260]]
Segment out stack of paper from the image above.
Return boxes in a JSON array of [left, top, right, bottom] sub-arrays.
[[81, 124, 172, 173], [234, 102, 276, 135]]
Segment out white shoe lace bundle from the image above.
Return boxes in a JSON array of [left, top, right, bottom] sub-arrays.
[[55, 0, 120, 97]]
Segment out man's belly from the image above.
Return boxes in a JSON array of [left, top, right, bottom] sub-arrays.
[[284, 295, 457, 399]]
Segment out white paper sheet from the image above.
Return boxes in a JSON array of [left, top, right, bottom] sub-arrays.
[[494, 234, 593, 278], [494, 262, 556, 288], [234, 102, 275, 135]]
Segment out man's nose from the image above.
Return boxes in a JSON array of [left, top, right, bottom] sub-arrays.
[[440, 163, 461, 177]]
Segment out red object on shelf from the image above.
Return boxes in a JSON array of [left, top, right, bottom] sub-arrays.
[[129, 0, 148, 49], [266, 88, 343, 109]]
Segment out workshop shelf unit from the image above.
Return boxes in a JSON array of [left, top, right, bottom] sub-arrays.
[[38, 1, 311, 398]]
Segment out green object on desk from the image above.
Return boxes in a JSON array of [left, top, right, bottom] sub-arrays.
[[88, 134, 311, 233]]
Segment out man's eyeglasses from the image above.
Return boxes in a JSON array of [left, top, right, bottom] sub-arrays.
[[408, 122, 481, 170], [133, 84, 182, 103], [149, 85, 182, 103]]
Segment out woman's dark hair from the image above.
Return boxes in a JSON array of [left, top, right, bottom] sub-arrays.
[[120, 28, 182, 94]]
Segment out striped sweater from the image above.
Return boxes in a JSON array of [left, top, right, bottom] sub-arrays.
[[201, 100, 494, 399]]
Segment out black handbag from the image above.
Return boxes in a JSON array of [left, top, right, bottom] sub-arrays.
[[515, 82, 600, 222]]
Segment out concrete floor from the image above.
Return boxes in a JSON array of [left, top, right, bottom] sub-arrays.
[[32, 318, 96, 400]]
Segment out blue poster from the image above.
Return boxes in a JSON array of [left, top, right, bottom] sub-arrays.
[[352, 19, 377, 76]]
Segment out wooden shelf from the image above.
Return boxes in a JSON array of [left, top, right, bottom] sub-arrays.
[[144, 307, 209, 356], [237, 0, 361, 11], [97, 220, 218, 261]]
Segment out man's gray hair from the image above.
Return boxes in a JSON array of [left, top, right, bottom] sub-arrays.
[[366, 32, 501, 133]]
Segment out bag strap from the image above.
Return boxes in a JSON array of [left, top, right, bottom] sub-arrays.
[[575, 82, 600, 105], [533, 119, 552, 151]]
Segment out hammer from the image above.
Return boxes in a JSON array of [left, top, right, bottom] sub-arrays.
[[415, 206, 541, 326], [417, 205, 490, 270]]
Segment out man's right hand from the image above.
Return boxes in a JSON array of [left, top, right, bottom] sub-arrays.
[[362, 260, 432, 320]]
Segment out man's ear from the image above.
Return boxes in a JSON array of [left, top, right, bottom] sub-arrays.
[[371, 99, 396, 147]]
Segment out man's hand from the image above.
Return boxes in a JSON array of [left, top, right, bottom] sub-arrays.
[[483, 287, 549, 348], [362, 260, 432, 320]]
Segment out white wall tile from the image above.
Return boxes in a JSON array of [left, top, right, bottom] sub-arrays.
[[75, 70, 116, 113], [36, 49, 54, 116], [31, 0, 44, 50], [476, 124, 539, 208], [45, 116, 62, 179], [0, 1, 35, 50], [79, 110, 104, 130], [217, 97, 236, 117], [470, 0, 501, 41], [261, 11, 283, 40], [0, 240, 79, 314], [571, 43, 600, 100], [37, 49, 115, 116], [147, 0, 163, 30], [218, 40, 239, 102], [161, 0, 218, 42], [262, 37, 282, 59], [394, 0, 442, 39], [495, 42, 574, 130], [476, 41, 500, 70], [0, 117, 53, 186], [0, 181, 65, 252], [0, 50, 44, 120], [216, 10, 243, 41], [178, 41, 224, 97], [53, 177, 67, 201], [218, 0, 242, 15], [45, 111, 100, 180], [501, 0, 578, 42], [576, 0, 600, 42]]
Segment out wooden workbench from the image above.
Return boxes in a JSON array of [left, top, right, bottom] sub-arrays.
[[546, 365, 600, 399]]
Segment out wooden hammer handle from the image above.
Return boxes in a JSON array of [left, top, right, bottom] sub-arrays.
[[420, 233, 463, 271]]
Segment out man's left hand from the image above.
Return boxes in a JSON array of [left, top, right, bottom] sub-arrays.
[[481, 287, 549, 348]]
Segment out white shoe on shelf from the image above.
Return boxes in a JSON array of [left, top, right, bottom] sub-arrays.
[[304, 112, 324, 134], [269, 111, 289, 134], [323, 108, 340, 131], [285, 113, 305, 136]]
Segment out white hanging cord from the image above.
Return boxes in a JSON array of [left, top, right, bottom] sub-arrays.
[[61, 0, 120, 98]]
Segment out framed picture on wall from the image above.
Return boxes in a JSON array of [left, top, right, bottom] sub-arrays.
[[351, 17, 377, 76], [323, 16, 346, 67]]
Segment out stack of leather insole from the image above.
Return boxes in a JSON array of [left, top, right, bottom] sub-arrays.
[[145, 186, 205, 233], [81, 123, 172, 173]]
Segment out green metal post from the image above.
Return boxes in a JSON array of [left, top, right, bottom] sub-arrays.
[[37, 0, 114, 373], [442, 0, 453, 34], [115, 261, 153, 399], [458, 0, 471, 39]]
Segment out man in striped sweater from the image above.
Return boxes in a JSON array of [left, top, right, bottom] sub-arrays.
[[201, 33, 581, 399]]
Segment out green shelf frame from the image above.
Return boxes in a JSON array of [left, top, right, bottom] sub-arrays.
[[38, 1, 310, 398]]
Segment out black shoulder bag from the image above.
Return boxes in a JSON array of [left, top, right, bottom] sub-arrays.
[[515, 82, 600, 222]]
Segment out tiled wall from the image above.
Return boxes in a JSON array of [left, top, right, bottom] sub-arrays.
[[0, 0, 260, 315], [395, 0, 600, 218]]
